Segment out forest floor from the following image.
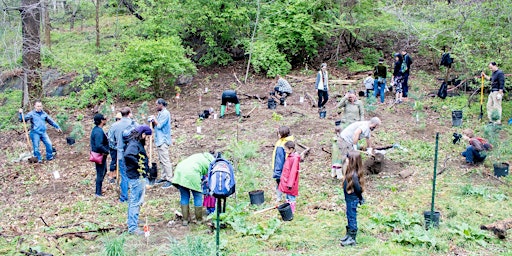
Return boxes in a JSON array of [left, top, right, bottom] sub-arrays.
[[1, 62, 511, 255]]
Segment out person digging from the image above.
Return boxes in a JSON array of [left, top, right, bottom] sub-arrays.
[[219, 90, 241, 118], [271, 74, 293, 105]]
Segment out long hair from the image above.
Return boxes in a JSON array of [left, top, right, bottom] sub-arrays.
[[344, 151, 365, 194], [128, 129, 145, 145]]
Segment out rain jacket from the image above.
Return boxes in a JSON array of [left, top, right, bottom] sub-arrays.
[[172, 152, 215, 192], [271, 135, 295, 179], [278, 152, 301, 196], [19, 110, 60, 134]]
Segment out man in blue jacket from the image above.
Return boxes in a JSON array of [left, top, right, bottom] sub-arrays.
[[19, 101, 62, 163], [149, 98, 173, 189]]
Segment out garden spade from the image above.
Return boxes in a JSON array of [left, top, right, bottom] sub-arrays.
[[479, 74, 484, 120]]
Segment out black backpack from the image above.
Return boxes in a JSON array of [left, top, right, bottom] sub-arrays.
[[437, 82, 448, 99]]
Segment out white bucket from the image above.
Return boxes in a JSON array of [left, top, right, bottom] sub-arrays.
[[213, 114, 217, 119]]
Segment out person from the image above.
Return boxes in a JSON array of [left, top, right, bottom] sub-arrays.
[[123, 125, 152, 235], [392, 53, 404, 104], [315, 63, 329, 110], [401, 50, 413, 98], [172, 152, 215, 226], [481, 62, 505, 125], [112, 107, 138, 203], [272, 126, 294, 202], [220, 90, 241, 118], [340, 151, 365, 247], [278, 141, 301, 213], [331, 126, 344, 180], [337, 117, 381, 175], [460, 129, 492, 166], [18, 100, 62, 163], [373, 58, 388, 103], [333, 90, 364, 124], [90, 114, 109, 197], [273, 74, 293, 105], [149, 98, 173, 189], [107, 112, 122, 184], [363, 72, 374, 98]]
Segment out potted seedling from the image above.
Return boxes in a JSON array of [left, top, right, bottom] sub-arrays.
[[484, 110, 509, 177]]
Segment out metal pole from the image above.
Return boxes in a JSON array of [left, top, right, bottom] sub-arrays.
[[430, 132, 439, 227], [216, 198, 221, 256]]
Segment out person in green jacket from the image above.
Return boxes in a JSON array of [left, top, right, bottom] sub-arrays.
[[172, 152, 215, 226]]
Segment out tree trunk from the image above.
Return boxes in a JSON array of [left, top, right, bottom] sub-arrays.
[[69, 0, 80, 30], [43, 0, 51, 49], [95, 0, 100, 49], [20, 0, 43, 106], [121, 0, 144, 21]]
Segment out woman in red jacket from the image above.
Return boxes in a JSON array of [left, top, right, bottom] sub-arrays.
[[278, 141, 301, 213]]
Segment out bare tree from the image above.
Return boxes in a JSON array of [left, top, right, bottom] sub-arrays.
[[20, 0, 42, 106]]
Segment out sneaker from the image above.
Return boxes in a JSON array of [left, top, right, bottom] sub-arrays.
[[94, 194, 103, 198], [161, 181, 173, 189], [46, 157, 54, 162], [129, 229, 145, 236]]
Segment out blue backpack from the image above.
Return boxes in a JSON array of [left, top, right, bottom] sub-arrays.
[[208, 157, 236, 198]]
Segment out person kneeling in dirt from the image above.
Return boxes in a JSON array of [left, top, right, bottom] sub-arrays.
[[220, 90, 241, 118], [272, 74, 293, 105], [333, 90, 364, 124], [172, 152, 215, 226], [460, 129, 492, 166], [123, 125, 152, 235], [336, 117, 381, 177]]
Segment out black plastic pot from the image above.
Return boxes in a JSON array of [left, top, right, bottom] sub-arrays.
[[335, 120, 341, 126], [493, 162, 509, 177], [249, 190, 265, 205], [423, 211, 440, 229], [66, 137, 75, 145], [278, 202, 293, 221], [319, 110, 327, 119], [451, 110, 463, 127], [268, 98, 277, 109]]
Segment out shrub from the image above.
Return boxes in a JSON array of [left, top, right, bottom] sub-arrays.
[[249, 40, 291, 77]]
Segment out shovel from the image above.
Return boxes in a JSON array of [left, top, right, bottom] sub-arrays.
[[479, 74, 484, 120], [20, 111, 38, 163], [148, 122, 157, 184]]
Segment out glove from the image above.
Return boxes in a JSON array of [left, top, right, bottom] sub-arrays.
[[497, 93, 503, 100], [366, 147, 373, 155], [352, 144, 358, 150], [147, 115, 155, 123]]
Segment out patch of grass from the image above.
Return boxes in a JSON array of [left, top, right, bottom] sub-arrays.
[[0, 90, 23, 132], [167, 235, 216, 256], [103, 234, 127, 256]]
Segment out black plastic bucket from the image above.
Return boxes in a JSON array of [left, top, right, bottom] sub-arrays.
[[319, 111, 327, 119], [493, 163, 509, 177], [249, 190, 265, 205], [423, 211, 440, 229], [268, 98, 277, 109], [278, 203, 293, 221], [452, 110, 463, 127], [335, 120, 341, 126]]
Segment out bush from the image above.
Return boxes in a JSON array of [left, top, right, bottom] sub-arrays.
[[361, 48, 382, 66], [249, 40, 291, 77]]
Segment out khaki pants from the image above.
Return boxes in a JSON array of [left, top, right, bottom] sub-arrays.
[[157, 143, 173, 181], [487, 91, 502, 124], [336, 138, 352, 179]]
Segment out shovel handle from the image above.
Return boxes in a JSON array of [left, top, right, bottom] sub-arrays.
[[21, 112, 32, 149], [254, 205, 278, 214]]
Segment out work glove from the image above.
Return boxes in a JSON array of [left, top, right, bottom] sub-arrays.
[[353, 144, 358, 150], [497, 93, 503, 100], [366, 147, 373, 155], [147, 115, 155, 123]]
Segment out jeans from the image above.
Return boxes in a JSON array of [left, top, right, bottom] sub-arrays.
[[118, 158, 129, 202], [403, 73, 409, 97], [177, 185, 203, 207], [461, 146, 486, 164], [109, 148, 117, 172], [285, 194, 296, 202], [373, 79, 386, 103], [30, 131, 53, 161], [317, 90, 329, 108], [95, 156, 107, 196], [346, 199, 359, 231], [127, 178, 146, 233]]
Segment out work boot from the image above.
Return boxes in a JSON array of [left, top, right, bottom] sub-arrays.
[[341, 229, 357, 246], [194, 206, 204, 224], [181, 205, 190, 226], [220, 105, 226, 118], [235, 103, 241, 116], [340, 226, 350, 243]]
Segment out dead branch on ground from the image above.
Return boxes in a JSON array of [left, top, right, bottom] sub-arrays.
[[437, 157, 450, 175], [305, 92, 317, 107], [480, 218, 512, 239]]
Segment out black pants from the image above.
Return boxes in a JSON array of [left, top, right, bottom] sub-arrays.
[[95, 156, 107, 196], [109, 148, 117, 172], [221, 90, 239, 105], [318, 90, 329, 108]]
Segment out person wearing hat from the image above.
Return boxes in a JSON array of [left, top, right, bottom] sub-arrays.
[[123, 125, 152, 235], [315, 63, 329, 110], [220, 90, 241, 118], [90, 113, 109, 197], [107, 112, 122, 184], [373, 58, 388, 104]]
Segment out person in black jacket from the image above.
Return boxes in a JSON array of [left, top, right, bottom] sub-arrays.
[[392, 53, 404, 104], [481, 62, 505, 125], [123, 125, 152, 235], [90, 114, 109, 197], [340, 151, 365, 247]]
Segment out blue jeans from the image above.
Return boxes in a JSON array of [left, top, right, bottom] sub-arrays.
[[95, 156, 107, 196], [127, 178, 146, 233], [30, 131, 53, 161], [118, 158, 129, 202], [373, 79, 386, 103], [461, 146, 486, 164], [177, 185, 203, 207], [285, 194, 296, 202], [346, 199, 359, 231]]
